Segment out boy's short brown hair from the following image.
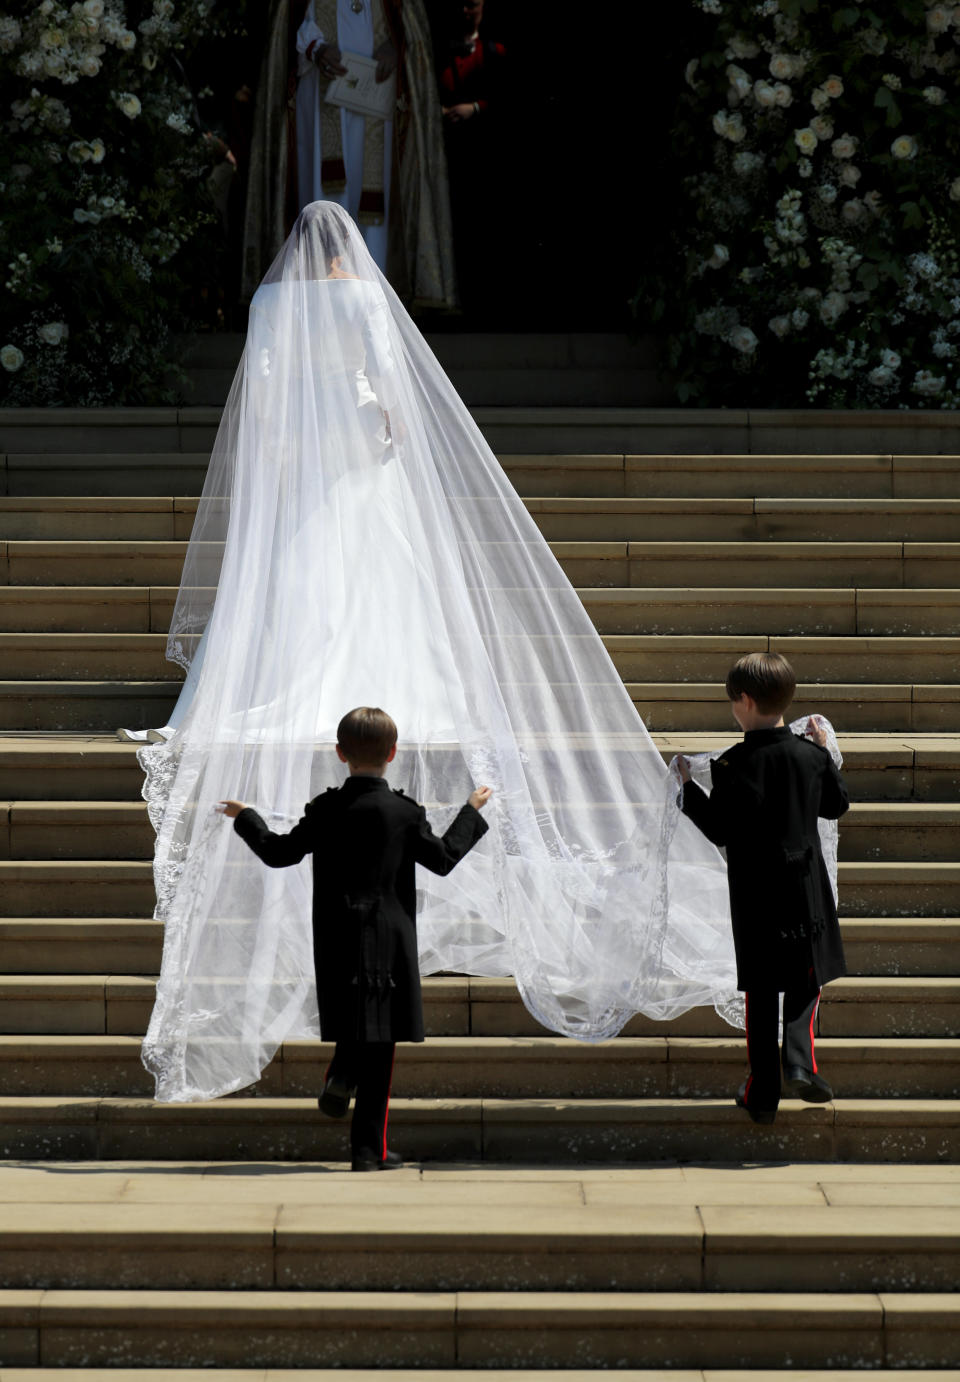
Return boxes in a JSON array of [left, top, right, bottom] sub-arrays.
[[725, 652, 797, 716], [336, 707, 398, 766]]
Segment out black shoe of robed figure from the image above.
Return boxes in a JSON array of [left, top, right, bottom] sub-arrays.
[[351, 1148, 404, 1173], [318, 1074, 355, 1118], [735, 1082, 778, 1125], [782, 1065, 834, 1103]]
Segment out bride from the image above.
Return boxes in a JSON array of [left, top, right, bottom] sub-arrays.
[[138, 201, 740, 1102]]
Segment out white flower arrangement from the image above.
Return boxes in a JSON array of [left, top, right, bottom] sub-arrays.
[[1, 0, 228, 405], [639, 1, 960, 408]]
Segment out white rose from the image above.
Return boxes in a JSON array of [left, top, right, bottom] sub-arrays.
[[950, 177, 960, 202], [79, 53, 100, 76], [116, 92, 141, 119], [708, 243, 730, 269], [928, 6, 951, 33], [38, 321, 68, 345], [820, 291, 848, 325], [810, 88, 830, 111], [769, 54, 794, 80], [729, 325, 759, 354], [754, 80, 778, 108], [832, 134, 858, 159], [727, 64, 752, 100], [67, 140, 91, 164], [882, 349, 901, 368], [1, 344, 24, 371], [818, 182, 838, 204], [841, 198, 865, 224], [794, 127, 818, 154], [89, 138, 105, 163], [768, 315, 791, 338], [913, 368, 946, 395], [868, 366, 894, 387], [891, 135, 918, 160], [773, 82, 793, 108], [142, 51, 158, 70], [43, 51, 65, 75], [822, 74, 844, 99], [83, 0, 105, 15], [923, 86, 947, 105], [840, 164, 862, 186], [791, 308, 810, 329], [685, 58, 701, 89], [117, 29, 136, 50], [798, 157, 812, 179], [863, 189, 883, 213], [810, 116, 834, 140], [882, 73, 902, 91]]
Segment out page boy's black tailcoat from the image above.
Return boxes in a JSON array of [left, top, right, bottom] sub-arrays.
[[680, 727, 849, 991], [234, 776, 488, 1043]]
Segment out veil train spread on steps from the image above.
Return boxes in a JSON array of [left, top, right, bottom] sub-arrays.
[[139, 201, 744, 1103]]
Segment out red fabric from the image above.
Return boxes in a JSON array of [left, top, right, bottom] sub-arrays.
[[439, 38, 506, 112]]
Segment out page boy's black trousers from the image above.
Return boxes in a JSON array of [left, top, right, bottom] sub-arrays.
[[327, 1040, 396, 1159], [743, 970, 821, 1111]]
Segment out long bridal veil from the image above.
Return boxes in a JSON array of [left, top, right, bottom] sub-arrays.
[[140, 201, 740, 1102]]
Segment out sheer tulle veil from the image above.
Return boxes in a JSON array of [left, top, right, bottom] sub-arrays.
[[140, 201, 741, 1102]]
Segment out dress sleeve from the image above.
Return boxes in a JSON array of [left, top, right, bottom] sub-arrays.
[[361, 295, 401, 411], [296, 3, 326, 58], [413, 803, 489, 875], [233, 806, 314, 867]]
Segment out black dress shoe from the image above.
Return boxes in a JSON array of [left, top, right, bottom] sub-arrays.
[[735, 1081, 777, 1125], [352, 1148, 404, 1173], [318, 1074, 354, 1118], [782, 1065, 834, 1103]]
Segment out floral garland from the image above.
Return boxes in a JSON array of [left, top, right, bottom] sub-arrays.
[[0, 0, 233, 405], [639, 0, 960, 408]]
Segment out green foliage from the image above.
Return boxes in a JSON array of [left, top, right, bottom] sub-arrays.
[[0, 0, 244, 405], [635, 0, 960, 408]]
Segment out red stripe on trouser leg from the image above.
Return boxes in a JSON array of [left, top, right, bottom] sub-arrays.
[[382, 1047, 396, 1163], [744, 992, 751, 1064], [809, 991, 821, 1073]]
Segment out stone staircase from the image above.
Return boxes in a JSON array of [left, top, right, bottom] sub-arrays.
[[1, 391, 959, 1374]]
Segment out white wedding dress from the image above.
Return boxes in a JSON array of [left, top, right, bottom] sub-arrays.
[[139, 202, 742, 1103]]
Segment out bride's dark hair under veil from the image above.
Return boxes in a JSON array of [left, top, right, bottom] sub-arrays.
[[140, 201, 741, 1102]]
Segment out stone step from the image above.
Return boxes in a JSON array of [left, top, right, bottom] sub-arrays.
[[0, 1283, 957, 1369], [0, 1375, 956, 1382], [0, 1192, 958, 1294], [6, 632, 960, 688], [582, 587, 960, 636], [630, 683, 960, 733], [5, 677, 960, 734], [2, 1093, 960, 1162], [3, 450, 960, 499], [7, 495, 960, 543], [1, 974, 956, 1039], [2, 734, 960, 802], [5, 585, 955, 638], [4, 406, 960, 459], [1, 798, 956, 862], [2, 916, 955, 978], [5, 538, 960, 589], [528, 497, 960, 543], [1, 856, 957, 919], [2, 1034, 959, 1101]]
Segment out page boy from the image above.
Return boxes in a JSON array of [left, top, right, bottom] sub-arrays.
[[221, 706, 491, 1170], [677, 652, 849, 1124]]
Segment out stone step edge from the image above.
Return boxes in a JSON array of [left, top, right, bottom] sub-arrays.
[[1, 1034, 957, 1060], [3, 1095, 960, 1122], [2, 974, 958, 997]]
